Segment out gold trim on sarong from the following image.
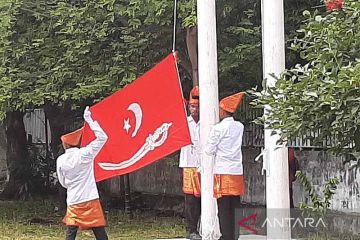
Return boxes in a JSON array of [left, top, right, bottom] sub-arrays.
[[214, 174, 245, 199], [183, 169, 245, 199], [182, 168, 201, 197], [63, 199, 106, 230]]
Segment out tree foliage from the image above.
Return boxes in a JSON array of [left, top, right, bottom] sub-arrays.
[[252, 0, 360, 161], [0, 0, 178, 119], [0, 0, 319, 117], [0, 0, 184, 197], [296, 170, 339, 214], [217, 3, 262, 93], [0, 0, 328, 197]]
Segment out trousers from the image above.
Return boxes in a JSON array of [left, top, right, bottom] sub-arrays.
[[65, 226, 108, 240], [184, 193, 201, 234], [217, 196, 240, 240]]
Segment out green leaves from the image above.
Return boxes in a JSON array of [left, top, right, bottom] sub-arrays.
[[218, 1, 262, 92], [251, 0, 360, 160], [0, 0, 178, 118], [296, 170, 339, 214]]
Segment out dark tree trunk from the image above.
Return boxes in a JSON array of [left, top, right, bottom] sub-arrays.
[[44, 105, 70, 159], [0, 111, 29, 199], [354, 129, 360, 153], [44, 105, 68, 211], [186, 26, 198, 86], [44, 104, 81, 157], [44, 104, 80, 210]]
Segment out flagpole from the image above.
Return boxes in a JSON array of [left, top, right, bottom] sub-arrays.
[[261, 0, 291, 239], [197, 0, 220, 239]]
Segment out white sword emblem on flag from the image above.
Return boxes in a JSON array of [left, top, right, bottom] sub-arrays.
[[98, 122, 173, 170]]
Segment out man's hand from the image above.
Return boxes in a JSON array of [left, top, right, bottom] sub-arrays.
[[83, 106, 92, 123]]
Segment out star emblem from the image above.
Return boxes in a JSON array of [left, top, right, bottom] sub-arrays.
[[123, 118, 131, 134]]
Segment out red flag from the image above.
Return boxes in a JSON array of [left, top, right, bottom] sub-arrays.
[[81, 54, 191, 182]]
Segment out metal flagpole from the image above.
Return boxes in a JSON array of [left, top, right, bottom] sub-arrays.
[[261, 0, 291, 239], [197, 0, 221, 239]]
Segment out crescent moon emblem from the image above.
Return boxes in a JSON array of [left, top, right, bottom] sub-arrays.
[[127, 103, 143, 138]]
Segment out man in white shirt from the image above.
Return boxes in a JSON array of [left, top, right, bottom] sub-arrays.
[[179, 86, 201, 240], [57, 106, 108, 240], [205, 92, 246, 240]]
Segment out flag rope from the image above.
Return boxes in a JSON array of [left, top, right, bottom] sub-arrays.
[[172, 0, 178, 52]]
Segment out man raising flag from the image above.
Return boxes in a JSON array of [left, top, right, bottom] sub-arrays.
[[57, 107, 109, 240]]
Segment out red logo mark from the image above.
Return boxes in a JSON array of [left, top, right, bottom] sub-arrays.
[[237, 213, 257, 234]]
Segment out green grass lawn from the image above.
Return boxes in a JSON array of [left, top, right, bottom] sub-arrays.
[[0, 200, 185, 240]]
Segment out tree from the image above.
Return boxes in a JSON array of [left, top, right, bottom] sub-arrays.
[[251, 0, 360, 163], [0, 0, 321, 197], [0, 0, 30, 198], [0, 0, 197, 197]]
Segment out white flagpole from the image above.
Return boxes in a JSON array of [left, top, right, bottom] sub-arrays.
[[261, 0, 291, 239], [197, 0, 220, 239]]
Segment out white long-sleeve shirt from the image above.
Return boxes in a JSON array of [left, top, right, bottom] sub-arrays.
[[179, 116, 200, 168], [56, 119, 108, 206], [205, 117, 244, 175]]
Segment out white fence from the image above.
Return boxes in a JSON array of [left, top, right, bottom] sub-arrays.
[[23, 109, 50, 145], [24, 107, 347, 149], [237, 98, 351, 149]]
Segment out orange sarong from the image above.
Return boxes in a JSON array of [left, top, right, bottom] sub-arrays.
[[214, 174, 245, 199], [63, 199, 106, 230], [182, 168, 201, 197], [183, 168, 245, 199]]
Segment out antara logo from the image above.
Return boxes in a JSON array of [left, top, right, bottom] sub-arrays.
[[262, 217, 327, 229], [237, 213, 327, 234]]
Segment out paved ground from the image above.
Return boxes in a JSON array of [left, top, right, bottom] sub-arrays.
[[157, 235, 267, 240], [239, 236, 267, 239], [156, 236, 301, 240]]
